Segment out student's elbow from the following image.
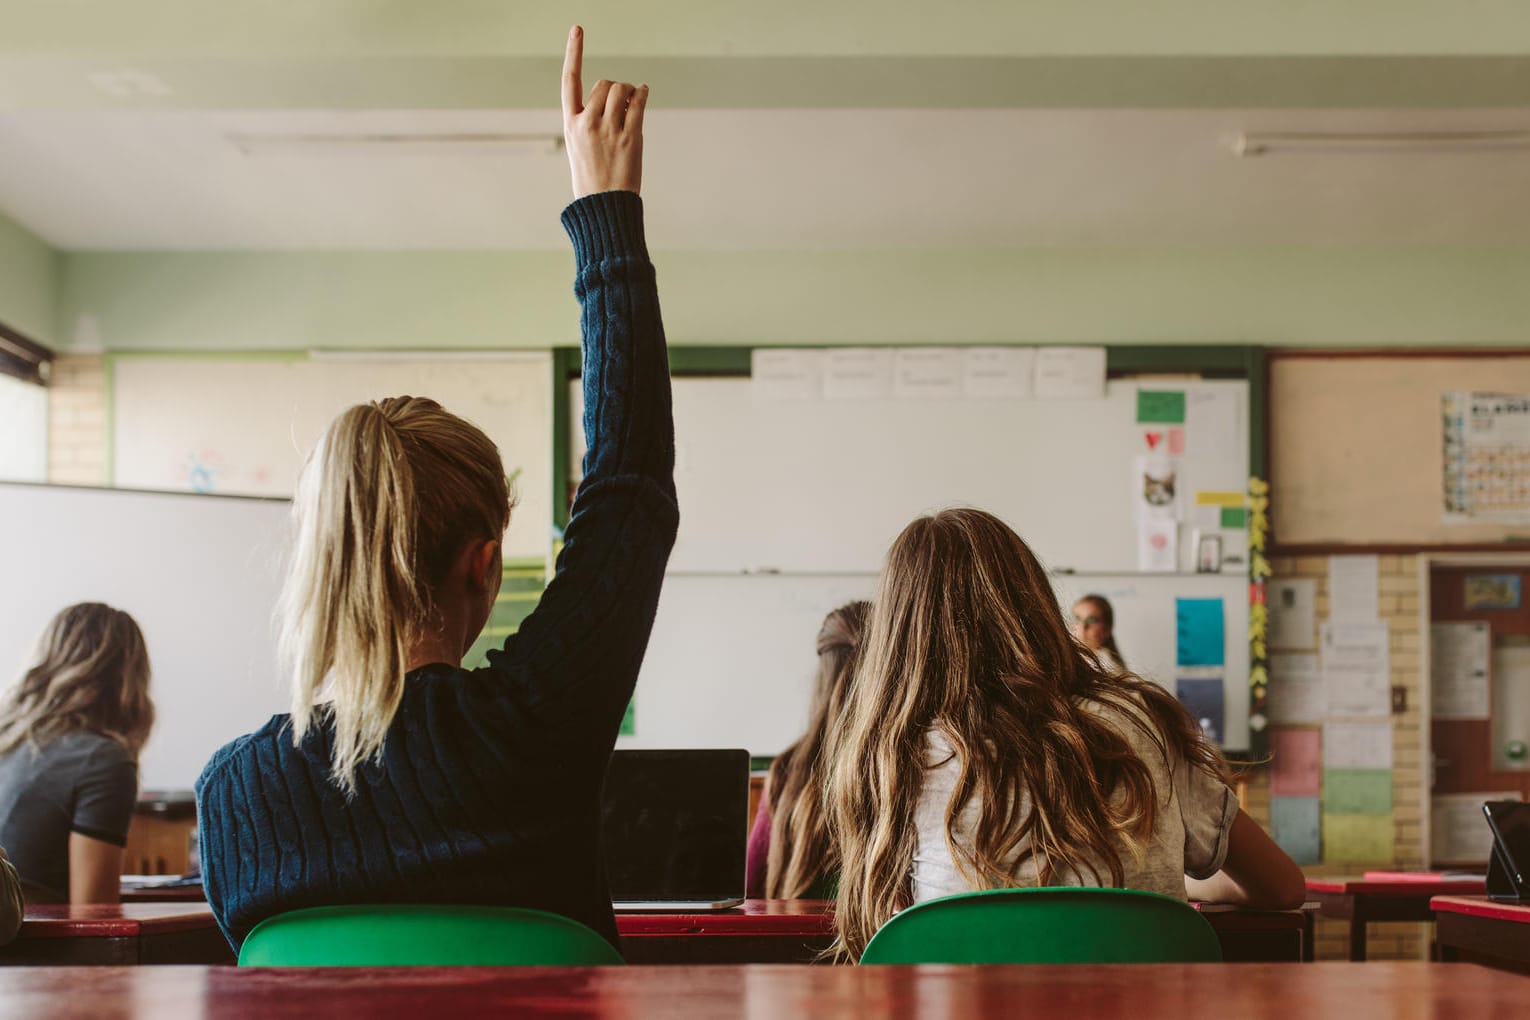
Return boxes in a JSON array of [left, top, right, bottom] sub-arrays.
[[1272, 865, 1308, 910]]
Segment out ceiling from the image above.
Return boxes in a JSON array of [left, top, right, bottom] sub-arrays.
[[1, 107, 1529, 250]]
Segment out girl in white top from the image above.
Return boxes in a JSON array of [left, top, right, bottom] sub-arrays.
[[825, 508, 1304, 961]]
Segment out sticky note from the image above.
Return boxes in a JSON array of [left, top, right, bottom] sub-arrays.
[[1323, 769, 1393, 815], [1323, 813, 1394, 864], [1194, 491, 1246, 508], [1175, 678, 1225, 743], [1137, 390, 1187, 424], [1168, 428, 1186, 456], [1176, 598, 1226, 667], [1270, 728, 1321, 797], [1271, 797, 1321, 864], [1220, 507, 1247, 529]]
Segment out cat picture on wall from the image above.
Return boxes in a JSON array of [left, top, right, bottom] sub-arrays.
[[1133, 454, 1180, 521]]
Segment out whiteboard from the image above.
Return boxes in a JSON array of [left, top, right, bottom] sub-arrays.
[[577, 376, 1248, 574], [623, 571, 1250, 755], [111, 354, 553, 559], [0, 483, 290, 790], [0, 374, 46, 483]]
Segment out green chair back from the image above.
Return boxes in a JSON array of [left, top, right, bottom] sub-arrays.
[[238, 904, 624, 967], [860, 887, 1222, 964]]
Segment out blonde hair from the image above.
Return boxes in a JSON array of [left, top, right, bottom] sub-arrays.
[[281, 396, 511, 793], [764, 601, 870, 899], [0, 602, 154, 757], [826, 508, 1230, 960]]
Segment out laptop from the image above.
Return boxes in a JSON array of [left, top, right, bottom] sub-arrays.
[[1483, 800, 1530, 902], [602, 748, 749, 912]]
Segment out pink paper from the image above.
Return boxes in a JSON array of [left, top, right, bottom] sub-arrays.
[[1168, 428, 1186, 456], [1270, 727, 1321, 797]]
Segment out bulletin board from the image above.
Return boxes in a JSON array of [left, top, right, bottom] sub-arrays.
[[1269, 352, 1530, 551]]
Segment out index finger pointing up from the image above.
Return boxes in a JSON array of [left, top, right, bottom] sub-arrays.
[[562, 25, 583, 116]]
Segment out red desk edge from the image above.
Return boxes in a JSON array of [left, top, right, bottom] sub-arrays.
[[1429, 895, 1530, 923]]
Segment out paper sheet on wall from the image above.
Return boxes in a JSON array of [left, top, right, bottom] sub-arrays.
[[1492, 645, 1530, 771], [1323, 814, 1393, 864], [892, 348, 963, 398], [1443, 391, 1530, 524], [1271, 797, 1321, 864], [823, 348, 894, 400], [1321, 621, 1391, 718], [1136, 518, 1178, 572], [1324, 769, 1393, 814], [1134, 454, 1181, 521], [1268, 653, 1324, 724], [1033, 347, 1106, 399], [1175, 677, 1225, 744], [1268, 579, 1317, 651], [1430, 621, 1492, 720], [962, 348, 1034, 398], [1431, 793, 1516, 864], [1329, 555, 1380, 625], [751, 349, 824, 401], [1183, 387, 1243, 473], [1324, 721, 1393, 770], [1176, 598, 1226, 667], [1269, 727, 1321, 797]]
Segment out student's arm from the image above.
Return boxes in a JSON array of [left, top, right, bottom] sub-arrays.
[[0, 847, 22, 944], [483, 29, 676, 739], [1185, 809, 1306, 910], [745, 784, 773, 899], [68, 833, 124, 905]]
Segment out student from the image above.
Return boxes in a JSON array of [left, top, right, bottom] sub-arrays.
[[746, 601, 870, 899], [0, 846, 19, 943], [826, 508, 1304, 960], [195, 27, 674, 953], [1071, 594, 1126, 672], [0, 603, 155, 905]]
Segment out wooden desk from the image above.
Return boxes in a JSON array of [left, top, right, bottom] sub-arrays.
[[0, 963, 1521, 1017], [1306, 876, 1486, 961], [121, 883, 209, 903], [617, 899, 1313, 964], [0, 903, 233, 966], [1432, 895, 1530, 974]]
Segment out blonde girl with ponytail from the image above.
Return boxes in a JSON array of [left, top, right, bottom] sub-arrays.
[[826, 508, 1305, 961], [196, 28, 676, 953]]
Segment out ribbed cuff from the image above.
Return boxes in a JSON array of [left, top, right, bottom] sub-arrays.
[[561, 191, 649, 266]]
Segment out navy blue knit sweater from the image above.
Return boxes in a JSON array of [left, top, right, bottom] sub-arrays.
[[195, 191, 677, 953]]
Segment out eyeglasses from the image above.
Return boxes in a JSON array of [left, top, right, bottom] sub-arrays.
[[1073, 615, 1103, 627]]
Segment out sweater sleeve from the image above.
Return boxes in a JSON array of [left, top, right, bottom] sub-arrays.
[[482, 190, 678, 740], [745, 792, 772, 899]]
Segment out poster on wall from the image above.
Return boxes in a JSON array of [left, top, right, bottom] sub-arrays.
[[1443, 391, 1530, 524]]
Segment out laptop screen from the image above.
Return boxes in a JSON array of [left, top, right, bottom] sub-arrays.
[[1485, 800, 1530, 885], [601, 749, 749, 902]]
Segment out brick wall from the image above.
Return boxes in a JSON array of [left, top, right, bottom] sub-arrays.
[[47, 353, 108, 485], [1261, 553, 1429, 960]]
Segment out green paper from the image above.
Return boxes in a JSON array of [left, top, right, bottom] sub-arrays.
[[1323, 769, 1393, 814], [1220, 507, 1247, 529], [620, 698, 636, 736], [1323, 813, 1394, 864], [1136, 390, 1186, 424]]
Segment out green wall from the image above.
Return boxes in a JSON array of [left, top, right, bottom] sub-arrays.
[[0, 211, 58, 346], [60, 246, 1530, 351]]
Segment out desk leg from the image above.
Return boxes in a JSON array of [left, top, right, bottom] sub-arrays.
[[1348, 905, 1367, 962], [1302, 911, 1315, 963]]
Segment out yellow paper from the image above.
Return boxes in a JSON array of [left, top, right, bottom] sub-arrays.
[[1322, 813, 1394, 864], [1195, 490, 1246, 508]]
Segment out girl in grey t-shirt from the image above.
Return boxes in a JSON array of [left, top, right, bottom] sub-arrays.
[[0, 603, 154, 903]]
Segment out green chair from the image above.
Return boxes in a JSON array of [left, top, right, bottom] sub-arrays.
[[860, 887, 1222, 964], [238, 904, 624, 967]]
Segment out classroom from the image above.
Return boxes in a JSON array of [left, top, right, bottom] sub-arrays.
[[1, 2, 1529, 1015]]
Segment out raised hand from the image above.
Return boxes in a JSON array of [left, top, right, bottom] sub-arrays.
[[561, 26, 648, 199]]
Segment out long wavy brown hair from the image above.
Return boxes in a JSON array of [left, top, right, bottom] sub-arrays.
[[0, 602, 155, 757], [764, 600, 870, 899], [825, 508, 1230, 960]]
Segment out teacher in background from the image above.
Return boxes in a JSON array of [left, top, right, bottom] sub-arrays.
[[1071, 594, 1127, 673], [0, 603, 155, 905]]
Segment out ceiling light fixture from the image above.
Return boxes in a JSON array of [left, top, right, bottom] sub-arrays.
[[1228, 130, 1530, 157], [226, 132, 565, 157]]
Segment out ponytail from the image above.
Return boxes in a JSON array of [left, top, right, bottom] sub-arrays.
[[281, 396, 511, 793]]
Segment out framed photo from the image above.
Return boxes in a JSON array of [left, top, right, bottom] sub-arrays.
[[1464, 574, 1522, 611], [1195, 532, 1223, 574]]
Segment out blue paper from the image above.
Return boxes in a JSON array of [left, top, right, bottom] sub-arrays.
[[1271, 796, 1322, 864], [1176, 678, 1225, 744], [1175, 597, 1225, 667]]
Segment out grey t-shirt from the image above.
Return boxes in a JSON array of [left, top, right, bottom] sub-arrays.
[[912, 697, 1238, 904], [0, 732, 138, 902]]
